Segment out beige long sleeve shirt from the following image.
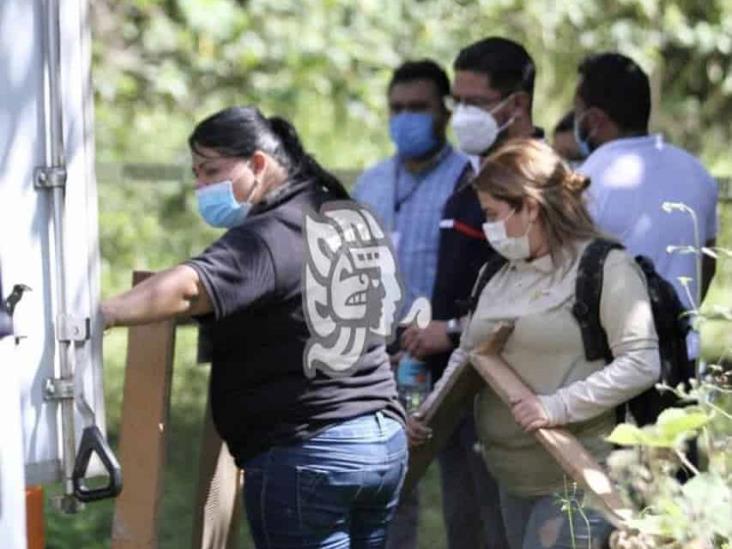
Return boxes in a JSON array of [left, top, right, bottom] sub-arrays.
[[456, 240, 659, 496]]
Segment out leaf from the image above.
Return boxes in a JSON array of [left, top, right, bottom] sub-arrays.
[[681, 473, 732, 538], [606, 423, 653, 446], [626, 514, 669, 537], [707, 305, 732, 321], [607, 409, 711, 449], [656, 408, 710, 440]]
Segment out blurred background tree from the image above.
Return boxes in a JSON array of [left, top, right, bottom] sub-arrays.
[[92, 0, 732, 328], [91, 0, 732, 172]]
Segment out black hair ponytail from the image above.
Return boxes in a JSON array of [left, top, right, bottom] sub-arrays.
[[267, 116, 350, 199], [189, 106, 350, 199]]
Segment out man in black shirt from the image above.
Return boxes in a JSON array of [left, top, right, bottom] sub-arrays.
[[402, 37, 544, 549]]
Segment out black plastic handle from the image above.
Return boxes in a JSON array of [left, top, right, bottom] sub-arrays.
[[0, 276, 13, 339], [72, 425, 123, 502], [0, 306, 11, 339]]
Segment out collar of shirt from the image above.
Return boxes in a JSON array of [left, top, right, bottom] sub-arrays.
[[394, 144, 458, 213], [463, 242, 590, 348], [397, 143, 452, 178], [590, 133, 665, 157], [250, 176, 313, 216], [510, 253, 555, 274]]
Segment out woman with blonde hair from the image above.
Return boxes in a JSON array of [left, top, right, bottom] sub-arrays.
[[410, 138, 660, 548]]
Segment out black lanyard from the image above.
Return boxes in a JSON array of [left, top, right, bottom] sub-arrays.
[[393, 164, 421, 215], [392, 146, 450, 216]]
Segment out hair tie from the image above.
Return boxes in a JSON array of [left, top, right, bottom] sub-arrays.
[[564, 171, 590, 194]]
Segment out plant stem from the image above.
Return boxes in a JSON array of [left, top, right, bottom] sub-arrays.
[[675, 447, 701, 476], [564, 478, 577, 549]]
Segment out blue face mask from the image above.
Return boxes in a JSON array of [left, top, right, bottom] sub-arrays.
[[389, 112, 439, 159], [196, 180, 252, 228], [573, 111, 592, 158]]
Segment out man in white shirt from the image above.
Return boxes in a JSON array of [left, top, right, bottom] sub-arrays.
[[574, 52, 718, 357]]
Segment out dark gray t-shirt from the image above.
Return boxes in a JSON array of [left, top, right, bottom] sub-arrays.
[[186, 184, 404, 464]]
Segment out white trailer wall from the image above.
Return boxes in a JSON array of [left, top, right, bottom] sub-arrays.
[[0, 0, 106, 497]]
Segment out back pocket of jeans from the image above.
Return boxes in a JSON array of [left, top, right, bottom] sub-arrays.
[[295, 466, 334, 532]]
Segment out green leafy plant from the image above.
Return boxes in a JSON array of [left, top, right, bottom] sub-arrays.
[[606, 378, 732, 548], [605, 238, 732, 548], [556, 478, 594, 549], [607, 387, 731, 542]]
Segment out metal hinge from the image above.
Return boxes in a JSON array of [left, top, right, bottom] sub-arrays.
[[34, 166, 67, 189], [57, 314, 90, 342], [43, 376, 75, 401]]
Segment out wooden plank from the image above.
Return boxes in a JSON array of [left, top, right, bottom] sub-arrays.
[[470, 331, 631, 528], [401, 361, 480, 493], [402, 325, 514, 493], [111, 271, 177, 549], [191, 393, 242, 549]]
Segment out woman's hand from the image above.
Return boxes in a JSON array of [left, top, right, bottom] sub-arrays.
[[510, 394, 550, 432], [405, 413, 432, 447]]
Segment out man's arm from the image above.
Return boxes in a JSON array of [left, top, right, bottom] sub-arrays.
[[701, 237, 717, 302], [408, 180, 490, 362], [402, 320, 452, 359], [102, 264, 212, 328]]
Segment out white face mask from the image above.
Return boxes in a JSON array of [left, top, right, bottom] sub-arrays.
[[451, 97, 515, 155], [482, 209, 532, 261]]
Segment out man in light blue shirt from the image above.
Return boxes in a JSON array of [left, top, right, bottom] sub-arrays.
[[574, 52, 718, 359], [352, 59, 471, 549], [353, 61, 469, 321]]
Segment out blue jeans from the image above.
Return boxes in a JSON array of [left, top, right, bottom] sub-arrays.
[[498, 486, 613, 549], [242, 412, 408, 548]]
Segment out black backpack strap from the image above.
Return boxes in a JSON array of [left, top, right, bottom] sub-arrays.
[[457, 254, 507, 317], [453, 162, 475, 192], [572, 239, 624, 362]]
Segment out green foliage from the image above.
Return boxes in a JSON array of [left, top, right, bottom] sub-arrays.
[[605, 204, 732, 547], [97, 179, 219, 295], [606, 378, 732, 547], [616, 470, 732, 545], [607, 407, 710, 448], [91, 0, 732, 176]]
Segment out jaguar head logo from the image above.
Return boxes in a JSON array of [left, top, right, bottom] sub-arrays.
[[303, 202, 405, 378]]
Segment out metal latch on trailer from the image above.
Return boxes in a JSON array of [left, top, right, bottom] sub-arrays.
[[34, 166, 67, 189]]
